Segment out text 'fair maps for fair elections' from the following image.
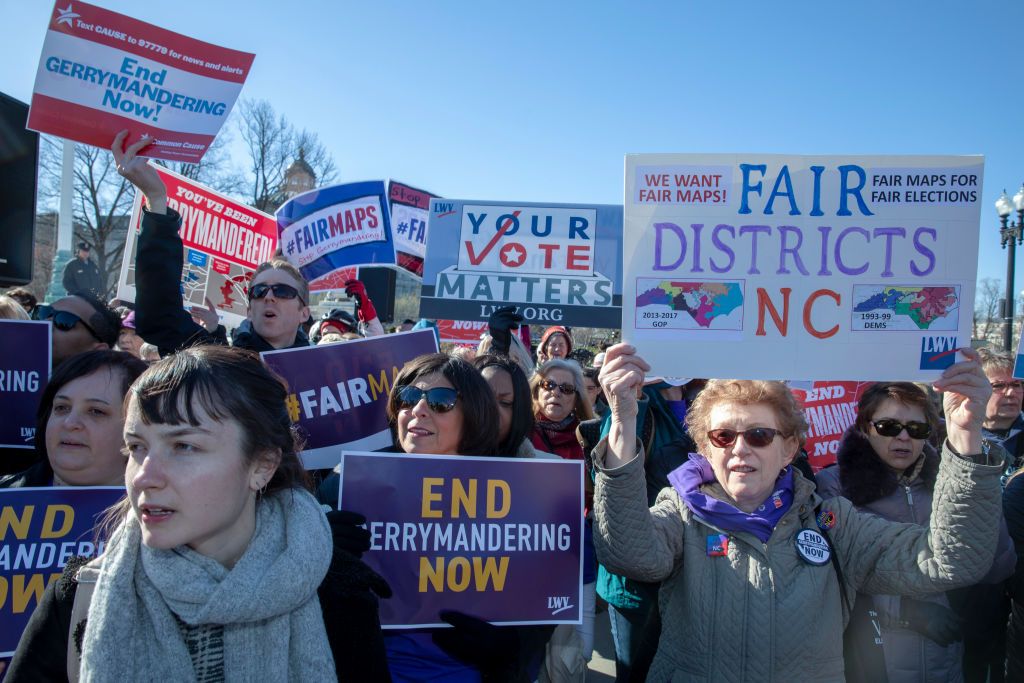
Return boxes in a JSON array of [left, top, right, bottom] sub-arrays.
[[276, 181, 397, 291], [117, 164, 278, 328], [623, 154, 983, 381], [28, 1, 253, 162], [419, 200, 623, 327]]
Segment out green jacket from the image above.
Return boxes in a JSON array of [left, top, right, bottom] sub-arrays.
[[593, 440, 1004, 683]]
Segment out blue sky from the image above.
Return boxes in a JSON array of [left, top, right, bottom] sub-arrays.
[[2, 0, 1022, 294]]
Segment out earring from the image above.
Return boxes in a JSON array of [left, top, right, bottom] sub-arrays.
[[257, 482, 268, 497]]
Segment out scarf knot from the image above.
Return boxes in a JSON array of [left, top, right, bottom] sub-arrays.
[[667, 453, 794, 543]]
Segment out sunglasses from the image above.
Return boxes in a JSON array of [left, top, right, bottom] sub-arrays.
[[396, 385, 460, 413], [248, 282, 305, 304], [991, 381, 1024, 392], [32, 305, 102, 342], [707, 427, 786, 449], [540, 379, 577, 396], [871, 418, 931, 440]]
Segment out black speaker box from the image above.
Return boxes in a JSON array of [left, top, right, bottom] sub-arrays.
[[359, 266, 396, 323], [0, 92, 39, 287]]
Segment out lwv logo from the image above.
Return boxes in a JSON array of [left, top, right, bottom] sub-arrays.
[[547, 596, 574, 615]]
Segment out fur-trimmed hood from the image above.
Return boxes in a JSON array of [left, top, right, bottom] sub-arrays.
[[835, 426, 940, 506]]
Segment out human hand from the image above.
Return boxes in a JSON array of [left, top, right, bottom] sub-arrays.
[[486, 305, 522, 355], [326, 509, 371, 558], [111, 130, 167, 214], [189, 298, 219, 332], [344, 279, 377, 322], [900, 597, 962, 646], [932, 347, 991, 455], [599, 343, 650, 421]]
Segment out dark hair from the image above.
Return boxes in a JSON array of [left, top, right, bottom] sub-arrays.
[[6, 287, 37, 312], [474, 354, 534, 455], [35, 350, 148, 460], [386, 352, 499, 456], [72, 292, 121, 347], [855, 382, 940, 435], [128, 345, 309, 494]]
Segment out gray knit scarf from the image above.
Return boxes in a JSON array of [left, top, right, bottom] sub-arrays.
[[80, 489, 336, 682]]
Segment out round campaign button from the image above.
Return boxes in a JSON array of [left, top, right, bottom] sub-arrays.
[[794, 528, 831, 566]]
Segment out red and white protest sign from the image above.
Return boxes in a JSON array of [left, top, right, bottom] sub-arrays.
[[388, 180, 439, 278], [436, 319, 488, 344], [28, 1, 253, 162], [117, 164, 277, 327], [789, 381, 873, 470]]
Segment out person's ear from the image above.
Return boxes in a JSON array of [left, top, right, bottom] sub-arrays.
[[250, 449, 282, 493], [782, 436, 799, 467]]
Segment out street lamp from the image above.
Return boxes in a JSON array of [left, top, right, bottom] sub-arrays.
[[997, 184, 1024, 352]]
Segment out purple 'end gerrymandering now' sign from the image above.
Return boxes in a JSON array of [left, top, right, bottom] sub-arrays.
[[339, 451, 584, 628]]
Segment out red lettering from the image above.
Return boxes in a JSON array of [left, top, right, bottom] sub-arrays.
[[566, 245, 590, 270], [367, 206, 379, 228], [803, 289, 841, 339], [345, 211, 357, 232], [355, 207, 367, 227], [756, 287, 791, 337], [538, 244, 559, 268]]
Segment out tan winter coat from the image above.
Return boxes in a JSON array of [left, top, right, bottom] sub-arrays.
[[592, 440, 1005, 683]]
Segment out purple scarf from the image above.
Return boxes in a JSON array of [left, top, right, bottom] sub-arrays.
[[667, 452, 794, 543]]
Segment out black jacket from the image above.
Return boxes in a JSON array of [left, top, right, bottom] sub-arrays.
[[0, 460, 53, 488], [62, 258, 103, 298], [135, 209, 307, 356]]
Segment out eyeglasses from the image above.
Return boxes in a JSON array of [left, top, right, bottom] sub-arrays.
[[991, 381, 1024, 392], [32, 305, 102, 342], [707, 427, 786, 448], [539, 379, 577, 396], [396, 385, 460, 413], [871, 418, 931, 440], [248, 282, 305, 304]]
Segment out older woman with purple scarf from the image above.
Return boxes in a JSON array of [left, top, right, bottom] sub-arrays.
[[591, 343, 1007, 682]]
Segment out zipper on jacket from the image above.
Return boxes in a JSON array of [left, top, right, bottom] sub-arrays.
[[904, 485, 917, 521]]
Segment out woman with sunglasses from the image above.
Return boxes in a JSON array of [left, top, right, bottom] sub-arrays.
[[352, 352, 552, 682], [816, 382, 1016, 683], [593, 343, 1008, 682]]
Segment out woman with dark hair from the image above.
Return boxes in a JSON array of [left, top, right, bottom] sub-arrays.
[[816, 382, 1016, 683], [474, 354, 536, 456], [367, 352, 552, 681], [8, 346, 383, 681], [0, 349, 147, 488]]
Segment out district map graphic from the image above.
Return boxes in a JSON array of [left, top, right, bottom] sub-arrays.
[[635, 279, 743, 331], [851, 285, 960, 332]]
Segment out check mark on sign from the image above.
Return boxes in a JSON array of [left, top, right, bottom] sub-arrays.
[[464, 211, 522, 266]]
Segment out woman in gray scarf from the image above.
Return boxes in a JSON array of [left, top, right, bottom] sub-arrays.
[[8, 346, 339, 682]]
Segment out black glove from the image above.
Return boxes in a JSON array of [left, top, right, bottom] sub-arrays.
[[486, 305, 523, 356], [327, 509, 371, 557], [900, 597, 963, 646], [431, 610, 520, 679]]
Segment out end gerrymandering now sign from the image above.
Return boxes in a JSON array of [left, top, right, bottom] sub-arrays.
[[276, 181, 398, 290], [623, 154, 983, 381], [28, 1, 253, 162], [0, 321, 51, 451], [117, 164, 277, 328], [788, 380, 872, 470], [260, 330, 438, 469], [0, 487, 125, 657], [339, 452, 583, 628], [420, 200, 623, 327]]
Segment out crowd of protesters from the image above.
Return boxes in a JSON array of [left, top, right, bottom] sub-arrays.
[[0, 131, 1023, 682]]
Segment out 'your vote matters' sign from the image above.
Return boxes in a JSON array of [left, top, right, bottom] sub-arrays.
[[623, 154, 983, 381], [420, 200, 623, 327]]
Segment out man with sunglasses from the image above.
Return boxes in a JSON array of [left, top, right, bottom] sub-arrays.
[[33, 293, 120, 368], [112, 132, 314, 355], [979, 349, 1024, 481]]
